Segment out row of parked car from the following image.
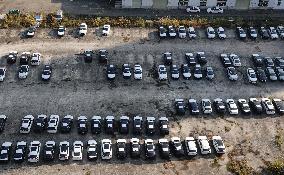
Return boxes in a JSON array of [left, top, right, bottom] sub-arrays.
[[18, 115, 169, 135], [0, 135, 225, 163], [174, 98, 284, 115], [159, 25, 284, 40]]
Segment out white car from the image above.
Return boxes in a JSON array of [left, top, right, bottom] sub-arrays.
[[217, 27, 226, 39], [227, 67, 238, 81], [277, 26, 284, 39], [102, 24, 111, 36], [122, 64, 131, 78], [212, 136, 225, 154], [0, 67, 6, 81], [159, 26, 167, 38], [202, 99, 212, 114], [197, 136, 211, 155], [261, 98, 275, 115], [178, 26, 186, 39], [0, 142, 12, 162], [207, 27, 215, 39], [47, 115, 59, 133], [59, 141, 70, 160], [171, 65, 179, 79], [57, 26, 65, 37], [134, 64, 142, 80], [226, 99, 238, 115], [186, 6, 200, 13], [194, 64, 202, 79], [184, 137, 197, 156], [247, 68, 257, 83], [55, 10, 63, 20], [30, 52, 41, 66], [207, 6, 224, 13], [20, 115, 34, 134], [72, 141, 83, 161], [18, 65, 29, 79], [188, 27, 197, 39], [229, 54, 241, 67], [268, 27, 278, 39], [168, 26, 176, 37], [101, 139, 112, 160], [158, 65, 167, 81], [78, 23, 87, 36], [28, 141, 41, 163]]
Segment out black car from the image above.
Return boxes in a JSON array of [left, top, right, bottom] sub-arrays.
[[249, 98, 263, 114], [248, 27, 257, 40], [91, 116, 102, 134], [107, 64, 116, 80], [119, 116, 129, 134], [133, 116, 143, 135], [175, 99, 185, 115], [105, 116, 115, 134], [7, 51, 17, 64], [60, 115, 73, 133], [145, 139, 156, 160], [264, 57, 275, 67], [259, 27, 270, 39], [33, 115, 47, 133], [256, 68, 267, 82], [20, 53, 30, 65], [170, 137, 184, 157], [236, 27, 246, 40], [220, 54, 232, 67], [170, 65, 179, 80], [13, 141, 27, 162], [87, 140, 98, 160], [130, 138, 141, 158], [116, 139, 127, 159], [43, 141, 55, 161], [163, 52, 172, 65], [0, 115, 7, 132], [0, 142, 12, 163], [185, 53, 196, 65], [84, 50, 93, 63], [272, 99, 284, 114], [41, 65, 52, 81], [98, 49, 108, 63], [252, 54, 264, 67], [77, 116, 88, 134], [213, 98, 226, 114], [188, 99, 200, 115], [146, 117, 156, 135], [159, 117, 169, 135], [158, 139, 170, 159], [196, 52, 207, 65], [275, 57, 284, 68], [181, 64, 191, 80], [238, 99, 251, 114]]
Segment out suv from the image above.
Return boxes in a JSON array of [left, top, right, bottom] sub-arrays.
[[98, 49, 108, 63], [119, 116, 129, 134], [236, 27, 246, 40], [43, 141, 55, 161], [170, 137, 184, 157], [158, 139, 170, 159], [20, 115, 34, 134], [202, 99, 212, 114], [33, 114, 47, 132], [28, 141, 41, 163], [133, 116, 143, 134], [30, 52, 41, 66], [59, 141, 69, 161], [214, 98, 226, 114], [163, 52, 172, 65], [196, 52, 207, 65], [175, 98, 185, 115], [252, 54, 264, 67], [249, 98, 263, 114], [206, 27, 215, 39], [116, 139, 127, 159], [197, 136, 211, 155], [212, 136, 225, 154], [77, 116, 88, 134], [7, 51, 18, 64], [158, 65, 167, 81], [238, 99, 251, 114], [130, 138, 141, 158], [41, 65, 52, 81], [146, 117, 156, 135], [91, 116, 102, 134], [84, 50, 93, 63], [217, 27, 226, 39], [105, 116, 115, 134], [13, 141, 27, 162], [101, 139, 112, 160], [60, 115, 73, 133], [47, 115, 59, 133], [159, 117, 169, 135], [145, 139, 156, 160], [184, 137, 197, 156]]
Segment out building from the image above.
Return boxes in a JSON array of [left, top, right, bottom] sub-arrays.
[[116, 0, 284, 10]]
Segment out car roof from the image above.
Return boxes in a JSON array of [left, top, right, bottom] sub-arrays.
[[159, 117, 168, 121], [92, 116, 101, 120], [120, 116, 129, 120], [78, 116, 87, 120], [212, 136, 222, 140], [88, 140, 97, 145], [198, 136, 208, 140], [106, 116, 114, 120], [117, 139, 127, 143]]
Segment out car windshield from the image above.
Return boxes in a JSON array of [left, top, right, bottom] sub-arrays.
[[58, 28, 64, 32], [0, 70, 4, 75], [215, 140, 224, 146], [239, 29, 245, 34], [229, 69, 236, 75], [104, 144, 110, 149], [250, 73, 256, 78], [251, 29, 256, 34]]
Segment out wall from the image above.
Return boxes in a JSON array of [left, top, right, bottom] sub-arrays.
[[227, 0, 237, 8], [141, 0, 153, 8], [167, 0, 179, 8], [122, 0, 133, 8], [188, 0, 200, 6]]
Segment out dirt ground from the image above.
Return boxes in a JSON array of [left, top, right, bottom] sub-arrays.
[[0, 27, 283, 175]]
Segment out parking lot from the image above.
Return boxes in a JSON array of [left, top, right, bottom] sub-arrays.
[[0, 27, 283, 175]]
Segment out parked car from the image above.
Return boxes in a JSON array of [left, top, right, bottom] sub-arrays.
[[43, 141, 55, 161], [188, 27, 197, 39], [158, 65, 168, 81], [55, 10, 63, 20], [20, 52, 30, 65], [158, 139, 171, 159], [181, 64, 191, 79], [185, 52, 196, 65], [13, 141, 27, 162], [0, 142, 12, 162], [87, 140, 98, 160], [168, 26, 176, 37], [20, 115, 34, 134], [264, 57, 275, 67], [197, 136, 211, 155], [83, 49, 93, 63], [268, 27, 278, 39], [272, 99, 284, 114], [116, 139, 127, 159], [159, 26, 167, 38], [261, 98, 275, 115], [184, 137, 197, 156], [194, 64, 202, 79], [248, 27, 258, 39], [30, 52, 41, 66], [259, 27, 270, 39], [130, 138, 141, 158], [266, 67, 277, 81], [247, 68, 257, 83], [217, 27, 226, 39], [163, 52, 172, 65], [226, 99, 239, 115], [214, 98, 226, 114], [256, 68, 267, 82], [78, 23, 87, 36], [188, 99, 200, 115], [107, 64, 116, 80], [26, 27, 36, 38], [220, 54, 231, 67], [207, 6, 223, 13], [134, 64, 142, 80], [229, 54, 241, 67], [60, 115, 73, 133], [77, 116, 88, 134], [28, 141, 41, 163], [249, 98, 263, 114], [212, 136, 225, 154], [236, 27, 247, 40], [252, 54, 264, 67], [47, 115, 59, 133], [175, 98, 185, 115], [72, 141, 83, 161], [170, 137, 184, 157], [206, 66, 214, 80], [206, 27, 216, 39], [59, 141, 69, 161], [186, 6, 200, 13], [276, 26, 284, 39], [144, 139, 156, 160], [0, 115, 7, 132], [133, 116, 143, 135], [171, 65, 179, 79], [238, 99, 251, 114], [119, 116, 129, 134], [122, 64, 131, 79], [33, 114, 47, 133], [275, 57, 284, 68], [102, 24, 111, 36], [178, 26, 186, 39], [101, 139, 112, 160], [202, 99, 212, 114], [159, 117, 169, 135], [98, 49, 108, 63], [275, 67, 284, 81], [41, 65, 52, 81], [91, 116, 102, 134], [196, 52, 207, 64], [18, 65, 29, 79], [7, 51, 18, 64], [57, 26, 65, 37], [227, 67, 238, 81], [105, 116, 115, 134], [146, 117, 156, 135]]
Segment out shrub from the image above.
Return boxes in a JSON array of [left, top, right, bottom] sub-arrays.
[[227, 159, 254, 175], [266, 158, 284, 175]]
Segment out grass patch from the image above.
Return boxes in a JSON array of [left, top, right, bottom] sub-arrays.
[[227, 159, 255, 175], [265, 158, 284, 175], [275, 129, 283, 148]]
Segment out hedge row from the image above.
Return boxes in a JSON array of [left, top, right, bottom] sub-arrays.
[[0, 13, 283, 29]]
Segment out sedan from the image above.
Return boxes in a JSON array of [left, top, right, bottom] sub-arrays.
[[207, 6, 223, 13], [186, 6, 200, 13], [247, 68, 257, 84]]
